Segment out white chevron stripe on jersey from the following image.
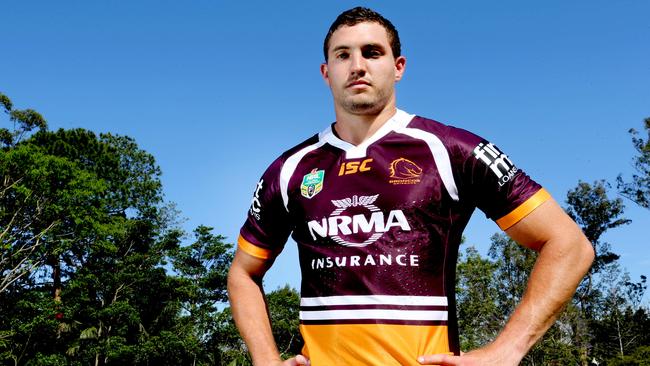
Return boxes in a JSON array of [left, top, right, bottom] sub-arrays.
[[398, 127, 460, 201], [301, 295, 448, 307], [300, 309, 448, 321], [280, 140, 327, 211]]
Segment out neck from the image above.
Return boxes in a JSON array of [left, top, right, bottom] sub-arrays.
[[333, 103, 397, 146]]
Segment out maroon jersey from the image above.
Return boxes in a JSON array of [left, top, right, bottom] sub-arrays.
[[239, 109, 550, 365]]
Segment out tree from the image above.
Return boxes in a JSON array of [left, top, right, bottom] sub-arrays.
[[171, 225, 234, 365], [0, 92, 206, 365], [565, 180, 632, 365], [454, 180, 637, 365], [565, 180, 630, 312], [486, 234, 580, 365], [591, 275, 650, 363], [213, 286, 302, 366], [456, 245, 499, 350], [487, 233, 537, 317], [266, 286, 303, 359], [617, 117, 650, 209], [607, 345, 650, 366], [0, 92, 47, 147], [0, 93, 70, 294]]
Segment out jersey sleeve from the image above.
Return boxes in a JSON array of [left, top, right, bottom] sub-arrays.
[[239, 157, 292, 259], [448, 127, 551, 230]]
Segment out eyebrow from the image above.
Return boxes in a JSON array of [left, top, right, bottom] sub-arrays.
[[331, 45, 350, 53], [331, 43, 385, 53]]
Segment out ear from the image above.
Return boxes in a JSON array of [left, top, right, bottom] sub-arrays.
[[320, 63, 330, 86], [394, 56, 406, 82]]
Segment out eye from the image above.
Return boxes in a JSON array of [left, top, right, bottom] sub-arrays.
[[336, 52, 349, 60], [362, 48, 383, 59]]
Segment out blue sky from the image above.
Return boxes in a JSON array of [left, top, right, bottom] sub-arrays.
[[2, 1, 649, 301]]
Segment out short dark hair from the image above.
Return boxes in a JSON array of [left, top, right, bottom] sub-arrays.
[[323, 7, 401, 62]]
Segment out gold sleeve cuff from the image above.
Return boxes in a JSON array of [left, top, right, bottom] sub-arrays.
[[496, 188, 551, 230], [238, 235, 273, 259]]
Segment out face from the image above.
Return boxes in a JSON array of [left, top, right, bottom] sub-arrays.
[[321, 22, 406, 116]]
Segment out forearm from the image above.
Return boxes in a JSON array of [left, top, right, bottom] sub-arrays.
[[490, 233, 594, 363], [228, 259, 282, 365]]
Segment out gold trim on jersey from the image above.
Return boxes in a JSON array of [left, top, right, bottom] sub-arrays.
[[300, 323, 451, 365], [237, 235, 272, 259], [496, 188, 551, 230]]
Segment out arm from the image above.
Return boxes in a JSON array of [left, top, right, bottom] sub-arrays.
[[227, 248, 309, 366], [419, 198, 594, 365]]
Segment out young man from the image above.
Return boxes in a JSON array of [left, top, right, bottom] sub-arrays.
[[228, 7, 594, 366]]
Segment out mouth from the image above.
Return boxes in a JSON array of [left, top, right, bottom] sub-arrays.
[[346, 79, 371, 88]]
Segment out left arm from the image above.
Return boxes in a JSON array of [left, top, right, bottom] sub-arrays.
[[419, 198, 594, 365]]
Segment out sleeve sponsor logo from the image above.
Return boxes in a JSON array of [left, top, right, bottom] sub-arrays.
[[388, 158, 422, 185], [249, 179, 264, 220], [472, 140, 519, 186], [300, 169, 325, 199]]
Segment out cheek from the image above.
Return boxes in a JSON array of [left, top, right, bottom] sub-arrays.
[[377, 69, 396, 84], [374, 62, 396, 79]]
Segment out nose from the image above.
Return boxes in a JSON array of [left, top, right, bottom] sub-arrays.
[[350, 52, 366, 77]]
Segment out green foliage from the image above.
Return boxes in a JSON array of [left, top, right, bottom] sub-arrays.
[[170, 225, 235, 365], [566, 180, 631, 246], [267, 285, 303, 358], [488, 233, 537, 315], [618, 117, 650, 209], [0, 92, 47, 147], [212, 308, 252, 366], [456, 246, 499, 350], [0, 142, 105, 292], [211, 286, 302, 366], [0, 92, 218, 365], [606, 345, 650, 366], [3, 92, 644, 365], [173, 225, 233, 306], [455, 180, 646, 365]]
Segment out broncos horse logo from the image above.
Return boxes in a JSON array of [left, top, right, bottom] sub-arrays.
[[389, 158, 423, 180]]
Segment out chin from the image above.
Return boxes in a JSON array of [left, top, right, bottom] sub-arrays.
[[348, 104, 384, 115]]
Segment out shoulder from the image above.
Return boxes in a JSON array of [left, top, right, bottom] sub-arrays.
[[262, 133, 321, 177], [404, 115, 485, 158], [409, 115, 482, 144], [279, 133, 322, 160]]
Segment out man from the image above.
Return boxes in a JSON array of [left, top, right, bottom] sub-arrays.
[[228, 7, 594, 366]]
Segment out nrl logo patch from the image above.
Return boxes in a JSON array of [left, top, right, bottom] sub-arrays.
[[301, 169, 325, 199]]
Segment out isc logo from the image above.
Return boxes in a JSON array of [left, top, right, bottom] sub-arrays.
[[338, 158, 373, 176]]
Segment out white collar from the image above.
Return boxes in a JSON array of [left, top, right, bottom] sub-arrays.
[[318, 109, 415, 159]]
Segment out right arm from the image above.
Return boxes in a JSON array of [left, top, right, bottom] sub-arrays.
[[227, 247, 309, 366]]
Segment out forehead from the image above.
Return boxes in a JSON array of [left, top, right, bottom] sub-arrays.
[[328, 22, 391, 51]]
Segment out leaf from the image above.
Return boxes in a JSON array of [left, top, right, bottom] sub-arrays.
[[80, 327, 98, 340]]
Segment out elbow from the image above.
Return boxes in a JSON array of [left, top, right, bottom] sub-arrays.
[[226, 263, 238, 305], [582, 237, 595, 270], [227, 254, 265, 302], [573, 234, 595, 276], [227, 259, 250, 303]]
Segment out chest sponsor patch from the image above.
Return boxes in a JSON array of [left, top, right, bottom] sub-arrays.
[[307, 194, 411, 247]]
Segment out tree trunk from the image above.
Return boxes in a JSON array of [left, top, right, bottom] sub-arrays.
[[617, 318, 624, 357], [95, 322, 103, 366], [50, 256, 61, 302]]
